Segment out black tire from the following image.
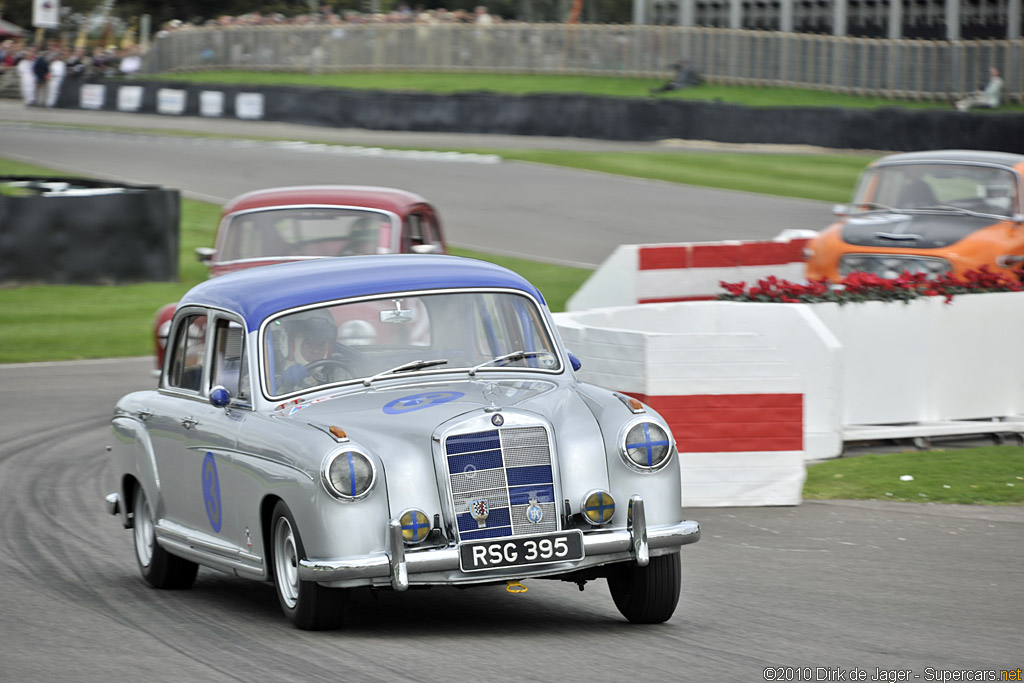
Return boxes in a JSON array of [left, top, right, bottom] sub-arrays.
[[132, 485, 198, 589], [270, 501, 347, 630], [607, 552, 681, 624]]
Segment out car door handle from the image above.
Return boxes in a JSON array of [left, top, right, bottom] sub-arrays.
[[181, 416, 199, 430], [137, 409, 153, 421]]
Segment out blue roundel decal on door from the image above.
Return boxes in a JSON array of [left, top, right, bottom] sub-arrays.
[[202, 451, 223, 533], [383, 391, 464, 414]]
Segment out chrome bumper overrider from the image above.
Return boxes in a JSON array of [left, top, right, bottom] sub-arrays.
[[298, 495, 700, 589]]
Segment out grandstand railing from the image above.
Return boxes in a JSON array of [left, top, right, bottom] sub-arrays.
[[143, 24, 1023, 103]]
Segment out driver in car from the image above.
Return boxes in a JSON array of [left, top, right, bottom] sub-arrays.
[[277, 310, 340, 391]]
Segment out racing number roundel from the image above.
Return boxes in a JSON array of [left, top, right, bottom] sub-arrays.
[[383, 391, 464, 415], [202, 451, 223, 533]]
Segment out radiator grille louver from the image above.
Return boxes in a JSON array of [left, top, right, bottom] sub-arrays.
[[444, 425, 557, 541]]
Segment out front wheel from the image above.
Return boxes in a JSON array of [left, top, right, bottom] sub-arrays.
[[270, 501, 347, 630], [607, 552, 681, 624], [133, 485, 198, 589]]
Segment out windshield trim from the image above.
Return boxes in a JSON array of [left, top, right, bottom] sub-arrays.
[[257, 286, 562, 402], [859, 161, 1021, 217], [214, 205, 402, 263]]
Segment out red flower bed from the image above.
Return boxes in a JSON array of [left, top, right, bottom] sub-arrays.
[[718, 266, 1023, 304]]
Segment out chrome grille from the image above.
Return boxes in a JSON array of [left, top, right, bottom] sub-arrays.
[[444, 425, 558, 541], [840, 254, 952, 278]]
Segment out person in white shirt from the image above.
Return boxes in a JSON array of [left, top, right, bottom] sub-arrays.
[[16, 46, 37, 106], [119, 47, 142, 75], [955, 67, 1003, 111], [45, 48, 68, 107]]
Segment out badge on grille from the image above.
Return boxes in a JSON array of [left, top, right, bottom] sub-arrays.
[[469, 498, 489, 528], [526, 501, 543, 524]]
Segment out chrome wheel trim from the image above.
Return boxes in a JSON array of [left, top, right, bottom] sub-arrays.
[[133, 487, 154, 568], [274, 516, 300, 609]]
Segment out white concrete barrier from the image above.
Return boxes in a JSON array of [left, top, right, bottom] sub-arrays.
[[555, 291, 1024, 506], [567, 235, 812, 312], [555, 302, 842, 507]]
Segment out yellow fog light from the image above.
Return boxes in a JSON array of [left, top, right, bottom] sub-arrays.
[[581, 490, 615, 525], [399, 509, 431, 544]]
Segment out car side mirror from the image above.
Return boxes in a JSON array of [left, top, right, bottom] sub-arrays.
[[210, 385, 231, 408], [832, 204, 848, 217], [567, 352, 582, 371], [196, 247, 215, 263]]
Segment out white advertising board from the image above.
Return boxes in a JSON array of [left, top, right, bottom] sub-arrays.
[[235, 93, 264, 120], [156, 88, 186, 116], [79, 84, 105, 110], [199, 91, 224, 117], [117, 86, 144, 112]]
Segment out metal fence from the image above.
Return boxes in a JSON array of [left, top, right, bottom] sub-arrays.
[[144, 24, 1023, 103]]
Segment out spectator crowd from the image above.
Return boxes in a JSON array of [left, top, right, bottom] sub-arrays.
[[1, 40, 143, 107], [154, 4, 500, 33]]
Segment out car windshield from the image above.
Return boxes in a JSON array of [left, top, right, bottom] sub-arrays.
[[262, 290, 560, 397], [217, 208, 395, 262], [852, 163, 1018, 217]]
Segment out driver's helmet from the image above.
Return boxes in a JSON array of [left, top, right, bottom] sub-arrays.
[[346, 216, 379, 255], [284, 310, 337, 365]]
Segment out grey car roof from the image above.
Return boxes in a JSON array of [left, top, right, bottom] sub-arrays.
[[872, 150, 1024, 168]]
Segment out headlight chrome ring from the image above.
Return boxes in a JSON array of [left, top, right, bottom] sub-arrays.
[[620, 419, 674, 472], [322, 448, 377, 500]]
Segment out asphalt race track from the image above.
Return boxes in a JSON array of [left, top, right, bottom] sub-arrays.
[[0, 101, 831, 268], [0, 105, 1021, 681], [1, 358, 1021, 682]]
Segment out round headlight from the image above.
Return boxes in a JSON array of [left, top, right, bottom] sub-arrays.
[[621, 421, 673, 471], [322, 449, 376, 500], [581, 490, 615, 525], [399, 509, 431, 544]]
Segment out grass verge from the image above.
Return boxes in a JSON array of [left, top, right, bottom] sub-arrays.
[[0, 157, 590, 362], [144, 71, 1024, 112], [803, 448, 1024, 505]]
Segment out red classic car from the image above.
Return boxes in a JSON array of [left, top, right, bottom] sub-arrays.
[[154, 185, 446, 367]]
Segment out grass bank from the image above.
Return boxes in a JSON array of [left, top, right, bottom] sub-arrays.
[[803, 448, 1024, 505], [0, 157, 591, 362], [146, 71, 1024, 112]]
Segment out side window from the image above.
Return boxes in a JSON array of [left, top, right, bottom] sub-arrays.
[[406, 213, 426, 249], [167, 314, 207, 393], [422, 213, 440, 247], [211, 318, 250, 404]]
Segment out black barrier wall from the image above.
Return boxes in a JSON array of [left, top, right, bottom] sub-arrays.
[[63, 78, 1024, 153], [0, 177, 180, 284]]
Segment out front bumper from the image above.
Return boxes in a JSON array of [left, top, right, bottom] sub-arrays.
[[299, 495, 700, 589]]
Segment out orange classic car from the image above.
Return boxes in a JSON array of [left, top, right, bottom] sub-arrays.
[[805, 150, 1024, 281]]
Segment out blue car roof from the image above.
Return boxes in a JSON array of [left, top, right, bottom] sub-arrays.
[[179, 255, 548, 331]]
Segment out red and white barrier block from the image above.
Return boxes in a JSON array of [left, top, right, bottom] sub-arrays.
[[554, 302, 841, 507], [567, 234, 813, 312]]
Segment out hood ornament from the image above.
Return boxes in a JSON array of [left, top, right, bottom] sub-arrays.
[[483, 382, 502, 414]]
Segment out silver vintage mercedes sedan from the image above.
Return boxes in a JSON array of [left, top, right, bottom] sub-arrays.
[[106, 255, 700, 630]]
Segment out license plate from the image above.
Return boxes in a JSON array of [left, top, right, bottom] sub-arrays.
[[458, 530, 584, 572]]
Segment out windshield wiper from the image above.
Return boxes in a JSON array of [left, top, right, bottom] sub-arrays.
[[851, 202, 902, 214], [362, 359, 448, 386], [468, 350, 551, 376], [914, 204, 1007, 220]]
